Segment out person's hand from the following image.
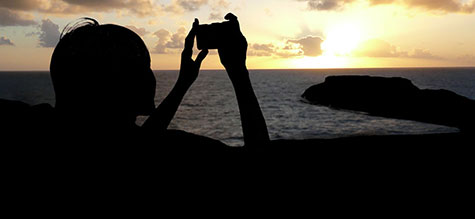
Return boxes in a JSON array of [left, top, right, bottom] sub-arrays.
[[178, 18, 208, 88], [218, 13, 248, 77]]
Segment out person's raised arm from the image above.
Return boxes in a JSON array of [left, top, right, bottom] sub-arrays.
[[143, 19, 208, 132], [218, 13, 270, 147]]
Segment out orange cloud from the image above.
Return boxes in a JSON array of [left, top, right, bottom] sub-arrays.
[[353, 39, 406, 57], [369, 0, 475, 13], [287, 36, 324, 56], [297, 0, 475, 13], [247, 36, 324, 58], [125, 25, 150, 37], [353, 38, 442, 59], [152, 27, 187, 54]]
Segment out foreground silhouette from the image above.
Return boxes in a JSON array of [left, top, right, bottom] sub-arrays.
[[1, 14, 269, 150]]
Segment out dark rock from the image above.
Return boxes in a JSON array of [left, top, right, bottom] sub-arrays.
[[302, 75, 475, 132]]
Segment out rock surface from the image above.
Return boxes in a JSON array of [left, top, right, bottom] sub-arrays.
[[302, 75, 475, 132]]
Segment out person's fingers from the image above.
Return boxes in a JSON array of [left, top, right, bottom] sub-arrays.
[[224, 13, 244, 41], [195, 49, 208, 66], [193, 18, 199, 29], [224, 13, 238, 21], [183, 18, 199, 58]]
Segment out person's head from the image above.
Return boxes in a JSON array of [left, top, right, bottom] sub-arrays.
[[50, 18, 156, 123]]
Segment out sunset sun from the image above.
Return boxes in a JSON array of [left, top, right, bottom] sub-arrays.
[[322, 22, 365, 56]]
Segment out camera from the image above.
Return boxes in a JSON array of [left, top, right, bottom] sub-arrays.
[[196, 13, 239, 50]]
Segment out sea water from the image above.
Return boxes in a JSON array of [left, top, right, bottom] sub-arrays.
[[1, 68, 474, 146]]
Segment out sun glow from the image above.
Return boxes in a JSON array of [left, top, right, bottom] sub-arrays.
[[292, 55, 350, 69], [322, 22, 365, 56]]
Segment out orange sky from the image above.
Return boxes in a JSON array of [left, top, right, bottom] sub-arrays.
[[1, 0, 474, 70]]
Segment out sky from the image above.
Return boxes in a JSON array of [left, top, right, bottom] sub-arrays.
[[0, 0, 475, 70]]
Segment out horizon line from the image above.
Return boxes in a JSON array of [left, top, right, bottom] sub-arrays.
[[1, 66, 475, 72]]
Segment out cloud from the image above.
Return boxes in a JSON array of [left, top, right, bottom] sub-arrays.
[[247, 42, 301, 58], [152, 29, 170, 54], [162, 0, 227, 17], [247, 36, 324, 58], [369, 0, 475, 13], [456, 54, 475, 64], [353, 39, 406, 57], [166, 27, 187, 49], [125, 25, 149, 36], [211, 0, 230, 9], [208, 0, 230, 20], [176, 0, 208, 11], [297, 0, 475, 13], [152, 27, 187, 54], [63, 0, 160, 16], [248, 43, 276, 56], [0, 8, 36, 26], [408, 48, 442, 59], [0, 0, 161, 17], [209, 12, 223, 20], [287, 36, 324, 56], [32, 19, 60, 48], [352, 38, 441, 59], [0, 36, 15, 46], [297, 0, 357, 11], [0, 0, 40, 11]]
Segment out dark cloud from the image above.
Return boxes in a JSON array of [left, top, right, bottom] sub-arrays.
[[0, 36, 15, 46], [1, 0, 231, 17], [37, 19, 60, 48], [152, 27, 187, 54], [125, 25, 149, 36], [0, 0, 160, 17], [0, 8, 36, 26], [63, 0, 160, 16], [287, 36, 324, 56], [0, 0, 40, 10], [62, 0, 127, 8]]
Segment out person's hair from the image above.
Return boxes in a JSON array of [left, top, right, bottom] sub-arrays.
[[50, 18, 156, 116]]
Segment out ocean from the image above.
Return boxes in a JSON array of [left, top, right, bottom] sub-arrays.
[[1, 68, 474, 146]]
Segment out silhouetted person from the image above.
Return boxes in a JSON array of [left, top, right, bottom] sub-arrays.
[[1, 13, 269, 148]]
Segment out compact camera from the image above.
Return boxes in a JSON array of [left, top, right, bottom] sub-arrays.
[[196, 13, 239, 50]]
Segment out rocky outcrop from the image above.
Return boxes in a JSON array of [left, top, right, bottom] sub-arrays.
[[302, 76, 475, 132]]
